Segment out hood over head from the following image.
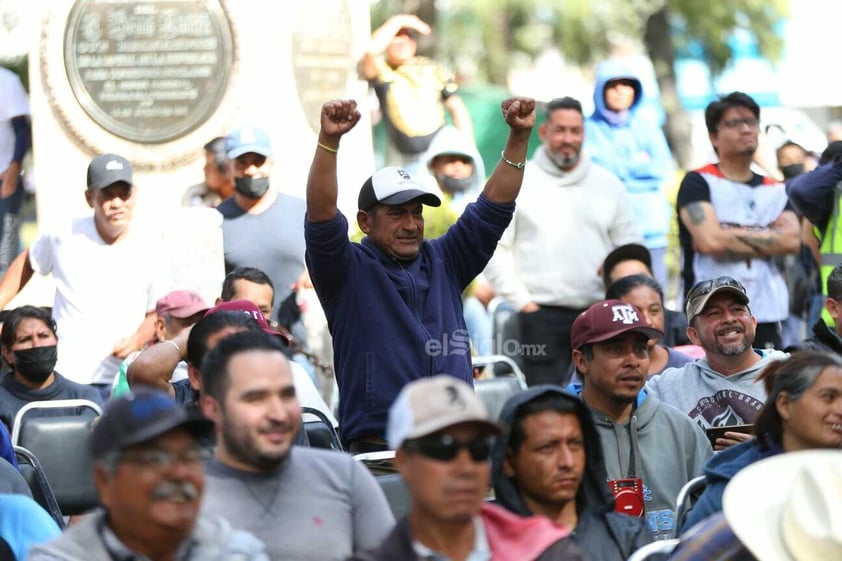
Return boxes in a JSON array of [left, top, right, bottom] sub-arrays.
[[425, 126, 486, 195], [491, 385, 616, 518], [592, 59, 643, 126]]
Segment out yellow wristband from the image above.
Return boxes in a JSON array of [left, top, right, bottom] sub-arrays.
[[318, 142, 338, 154]]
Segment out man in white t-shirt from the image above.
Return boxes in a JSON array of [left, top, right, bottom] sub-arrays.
[[0, 154, 161, 392]]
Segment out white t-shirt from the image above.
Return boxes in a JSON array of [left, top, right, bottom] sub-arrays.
[[29, 217, 162, 384], [0, 67, 30, 169]]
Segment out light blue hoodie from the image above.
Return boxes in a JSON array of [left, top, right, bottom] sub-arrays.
[[585, 59, 674, 251]]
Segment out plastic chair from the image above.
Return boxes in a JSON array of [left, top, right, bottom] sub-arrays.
[[675, 475, 708, 533], [11, 399, 103, 443], [627, 538, 680, 561], [472, 355, 527, 421], [14, 446, 65, 529], [12, 400, 102, 516], [301, 406, 343, 451], [374, 473, 411, 520]]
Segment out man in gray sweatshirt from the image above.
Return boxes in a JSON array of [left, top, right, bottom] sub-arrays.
[[567, 299, 712, 539], [646, 276, 788, 449]]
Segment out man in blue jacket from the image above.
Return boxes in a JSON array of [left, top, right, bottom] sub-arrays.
[[585, 59, 674, 288], [305, 97, 535, 452]]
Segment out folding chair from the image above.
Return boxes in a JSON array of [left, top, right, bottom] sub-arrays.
[[472, 355, 527, 421], [14, 446, 65, 529], [675, 475, 708, 533], [627, 538, 680, 561], [301, 406, 343, 451], [11, 399, 103, 442], [12, 399, 103, 516]]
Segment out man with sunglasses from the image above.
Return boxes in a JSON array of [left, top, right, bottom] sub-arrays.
[[29, 388, 269, 561], [353, 375, 586, 561], [676, 91, 799, 350], [646, 277, 787, 448], [567, 300, 711, 540]]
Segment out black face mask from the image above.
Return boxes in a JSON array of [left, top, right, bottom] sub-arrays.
[[781, 163, 804, 179], [234, 176, 270, 199], [13, 345, 57, 384]]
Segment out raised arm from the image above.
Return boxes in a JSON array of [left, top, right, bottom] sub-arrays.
[[306, 99, 362, 223], [482, 97, 536, 204], [127, 325, 192, 397], [357, 14, 431, 80]]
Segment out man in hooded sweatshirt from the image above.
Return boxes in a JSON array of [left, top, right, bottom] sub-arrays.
[[585, 59, 674, 288], [352, 375, 587, 561], [484, 96, 641, 386], [492, 385, 652, 561], [567, 299, 712, 539]]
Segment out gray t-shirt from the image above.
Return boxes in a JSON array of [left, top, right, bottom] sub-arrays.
[[201, 447, 395, 561], [218, 193, 306, 316]]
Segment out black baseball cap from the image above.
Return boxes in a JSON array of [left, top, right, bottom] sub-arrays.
[[90, 388, 213, 460], [86, 154, 133, 190]]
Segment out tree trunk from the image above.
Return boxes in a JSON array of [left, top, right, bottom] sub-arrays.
[[644, 6, 693, 170]]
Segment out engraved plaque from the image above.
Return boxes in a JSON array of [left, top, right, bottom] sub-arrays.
[[291, 1, 354, 134], [63, 0, 234, 144]]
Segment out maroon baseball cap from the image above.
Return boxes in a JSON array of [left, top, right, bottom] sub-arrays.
[[204, 299, 291, 346], [155, 290, 210, 319], [571, 299, 663, 350]]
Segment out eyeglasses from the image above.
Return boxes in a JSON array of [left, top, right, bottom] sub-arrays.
[[404, 433, 494, 462], [718, 118, 760, 131], [686, 276, 747, 303], [118, 446, 209, 469]]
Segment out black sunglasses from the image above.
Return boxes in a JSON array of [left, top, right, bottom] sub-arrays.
[[404, 433, 494, 462], [686, 276, 746, 302]]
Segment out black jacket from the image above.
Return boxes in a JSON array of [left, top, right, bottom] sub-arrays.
[[786, 318, 842, 355], [491, 386, 652, 561]]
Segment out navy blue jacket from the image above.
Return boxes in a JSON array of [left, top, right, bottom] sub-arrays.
[[680, 439, 780, 533], [305, 195, 513, 444]]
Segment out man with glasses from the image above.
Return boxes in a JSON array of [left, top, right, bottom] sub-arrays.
[[199, 331, 393, 561], [28, 388, 269, 561], [352, 375, 586, 561], [646, 277, 787, 448], [676, 91, 799, 350], [567, 300, 711, 540]]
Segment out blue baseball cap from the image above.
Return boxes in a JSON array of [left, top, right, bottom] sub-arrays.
[[225, 127, 273, 160]]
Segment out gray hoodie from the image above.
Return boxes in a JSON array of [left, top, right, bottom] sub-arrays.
[[645, 349, 787, 428], [568, 384, 712, 540]]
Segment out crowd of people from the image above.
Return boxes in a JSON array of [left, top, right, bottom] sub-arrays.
[[1, 11, 842, 561]]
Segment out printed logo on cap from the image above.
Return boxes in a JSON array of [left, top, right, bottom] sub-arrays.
[[105, 160, 124, 170], [611, 304, 640, 325]]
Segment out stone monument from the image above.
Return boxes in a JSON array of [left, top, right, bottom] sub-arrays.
[[17, 0, 373, 307]]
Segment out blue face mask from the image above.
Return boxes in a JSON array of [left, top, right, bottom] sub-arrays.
[[234, 176, 269, 199]]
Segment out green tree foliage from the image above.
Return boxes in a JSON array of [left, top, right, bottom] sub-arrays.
[[369, 0, 789, 167]]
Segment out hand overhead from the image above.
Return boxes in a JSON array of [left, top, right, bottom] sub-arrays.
[[501, 97, 537, 131], [320, 100, 361, 139]]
